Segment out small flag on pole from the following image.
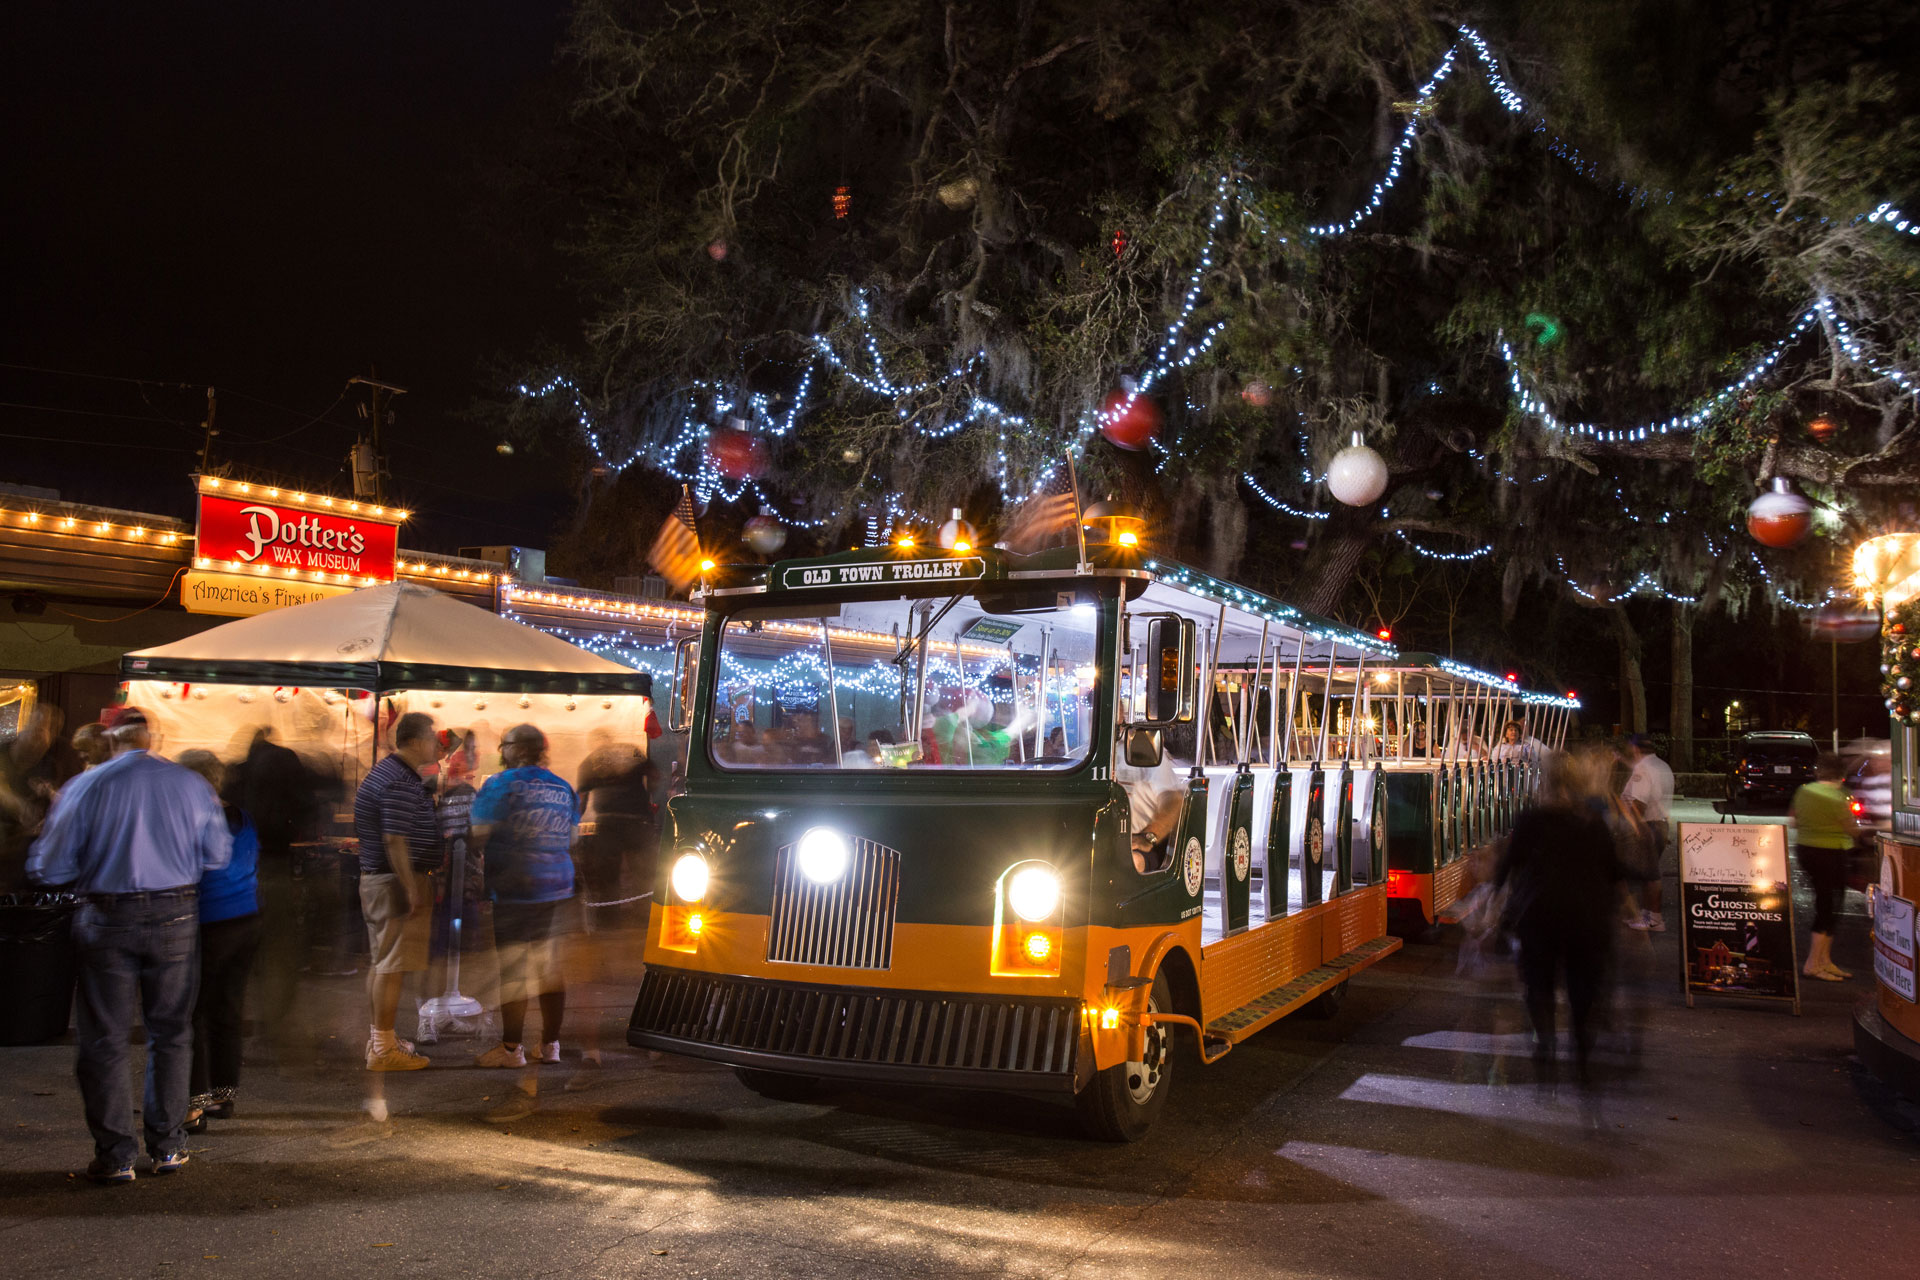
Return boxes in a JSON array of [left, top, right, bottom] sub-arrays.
[[1001, 468, 1079, 554], [648, 486, 703, 592]]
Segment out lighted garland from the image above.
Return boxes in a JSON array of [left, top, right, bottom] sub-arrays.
[[1883, 599, 1920, 725], [516, 24, 1917, 576]]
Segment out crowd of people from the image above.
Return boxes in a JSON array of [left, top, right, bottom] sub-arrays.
[[0, 689, 1877, 1177], [4, 697, 664, 1183]]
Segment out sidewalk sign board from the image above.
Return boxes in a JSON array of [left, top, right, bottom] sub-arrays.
[[1677, 822, 1800, 1015]]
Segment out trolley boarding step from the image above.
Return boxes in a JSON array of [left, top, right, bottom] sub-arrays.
[[1204, 934, 1402, 1044]]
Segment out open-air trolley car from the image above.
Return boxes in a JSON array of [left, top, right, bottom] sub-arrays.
[[627, 539, 1576, 1138]]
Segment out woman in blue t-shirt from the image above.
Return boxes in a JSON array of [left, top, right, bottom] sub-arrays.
[[471, 724, 579, 1083], [177, 750, 261, 1131]]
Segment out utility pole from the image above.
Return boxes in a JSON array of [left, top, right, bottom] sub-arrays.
[[196, 387, 219, 474], [347, 370, 406, 504]]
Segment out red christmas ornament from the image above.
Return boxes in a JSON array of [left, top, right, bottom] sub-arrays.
[[1746, 477, 1812, 548], [1240, 380, 1274, 408], [1099, 382, 1162, 451], [707, 427, 766, 481], [1807, 415, 1837, 443], [706, 240, 728, 261]]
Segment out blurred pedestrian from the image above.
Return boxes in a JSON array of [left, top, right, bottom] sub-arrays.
[[26, 710, 230, 1183], [1494, 750, 1633, 1085], [472, 724, 578, 1116], [1792, 753, 1858, 982], [71, 721, 110, 769], [573, 732, 656, 1078], [1, 705, 61, 892], [226, 728, 317, 1053], [354, 711, 442, 1072], [176, 751, 261, 1131], [1620, 734, 1673, 932]]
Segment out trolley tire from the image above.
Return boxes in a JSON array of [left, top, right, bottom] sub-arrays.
[[1300, 979, 1349, 1021], [1075, 972, 1176, 1142], [733, 1067, 824, 1102]]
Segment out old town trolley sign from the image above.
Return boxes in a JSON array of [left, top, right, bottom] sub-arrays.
[[627, 541, 1576, 1139], [185, 475, 408, 617]]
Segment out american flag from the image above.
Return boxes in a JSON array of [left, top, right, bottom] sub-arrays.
[[1000, 468, 1080, 553], [648, 486, 703, 592]]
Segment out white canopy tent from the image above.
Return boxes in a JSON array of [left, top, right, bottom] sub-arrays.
[[120, 582, 657, 789]]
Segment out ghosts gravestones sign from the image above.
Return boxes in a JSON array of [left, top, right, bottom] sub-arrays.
[[1677, 822, 1801, 1015]]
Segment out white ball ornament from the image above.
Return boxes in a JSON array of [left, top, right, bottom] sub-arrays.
[[1327, 432, 1389, 507], [742, 510, 786, 555]]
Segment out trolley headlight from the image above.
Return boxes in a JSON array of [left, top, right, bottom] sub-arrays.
[[796, 826, 850, 884], [1006, 866, 1061, 922], [670, 851, 710, 903]]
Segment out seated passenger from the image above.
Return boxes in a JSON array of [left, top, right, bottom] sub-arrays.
[[1114, 743, 1187, 874]]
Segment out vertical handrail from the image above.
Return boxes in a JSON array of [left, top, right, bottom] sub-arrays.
[[1245, 618, 1269, 764], [953, 633, 972, 765], [1200, 604, 1226, 766], [910, 601, 933, 746], [821, 621, 844, 766], [1315, 649, 1336, 762], [1033, 626, 1052, 758], [1281, 640, 1305, 764], [1346, 652, 1368, 759]]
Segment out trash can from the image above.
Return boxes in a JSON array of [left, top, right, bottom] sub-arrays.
[[0, 893, 77, 1045]]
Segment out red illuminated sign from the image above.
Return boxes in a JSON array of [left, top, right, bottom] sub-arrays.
[[196, 493, 399, 581]]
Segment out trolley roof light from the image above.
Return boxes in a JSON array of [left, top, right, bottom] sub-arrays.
[[938, 508, 977, 554], [1082, 498, 1146, 550], [796, 826, 850, 884]]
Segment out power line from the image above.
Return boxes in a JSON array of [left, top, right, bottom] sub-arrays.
[[0, 400, 195, 428], [0, 429, 191, 453]]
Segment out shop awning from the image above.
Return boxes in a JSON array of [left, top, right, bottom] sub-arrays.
[[121, 581, 653, 694]]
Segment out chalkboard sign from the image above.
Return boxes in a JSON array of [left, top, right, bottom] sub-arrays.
[[1677, 822, 1800, 1014]]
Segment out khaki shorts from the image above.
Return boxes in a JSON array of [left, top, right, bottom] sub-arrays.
[[360, 871, 435, 975]]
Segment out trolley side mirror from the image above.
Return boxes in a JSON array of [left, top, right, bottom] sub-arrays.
[[1124, 727, 1164, 768], [1133, 613, 1196, 729], [668, 635, 699, 733]]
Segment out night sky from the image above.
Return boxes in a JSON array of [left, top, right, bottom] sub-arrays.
[[2, 1, 576, 551]]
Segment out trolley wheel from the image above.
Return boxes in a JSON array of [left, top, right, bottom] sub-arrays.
[[733, 1067, 824, 1102], [1300, 979, 1349, 1021], [1075, 972, 1176, 1142]]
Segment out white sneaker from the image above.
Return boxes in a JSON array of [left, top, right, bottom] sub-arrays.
[[1643, 912, 1665, 932], [1625, 913, 1652, 931], [475, 1043, 527, 1068], [538, 1040, 562, 1065]]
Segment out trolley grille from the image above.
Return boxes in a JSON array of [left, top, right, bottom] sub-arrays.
[[766, 836, 900, 970], [632, 969, 1079, 1078]]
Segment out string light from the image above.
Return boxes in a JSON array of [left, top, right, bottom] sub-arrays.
[[508, 26, 1920, 541], [1503, 305, 1822, 442], [1141, 559, 1394, 655], [1394, 531, 1491, 561], [1241, 473, 1328, 520]]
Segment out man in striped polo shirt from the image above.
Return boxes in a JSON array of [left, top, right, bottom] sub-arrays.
[[354, 711, 442, 1070]]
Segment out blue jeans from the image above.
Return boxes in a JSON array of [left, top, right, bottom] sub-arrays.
[[73, 890, 200, 1165]]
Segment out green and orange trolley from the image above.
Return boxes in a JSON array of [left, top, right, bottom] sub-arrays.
[[627, 539, 1577, 1138]]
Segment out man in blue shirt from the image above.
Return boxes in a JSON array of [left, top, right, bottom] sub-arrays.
[[471, 724, 578, 1106], [28, 709, 231, 1183], [353, 711, 442, 1071]]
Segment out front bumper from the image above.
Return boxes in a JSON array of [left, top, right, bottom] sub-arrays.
[[629, 966, 1083, 1093]]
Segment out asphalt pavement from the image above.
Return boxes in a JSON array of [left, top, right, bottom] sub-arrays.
[[4, 840, 1917, 1280]]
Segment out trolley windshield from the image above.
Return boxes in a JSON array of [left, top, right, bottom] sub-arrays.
[[709, 590, 1101, 771]]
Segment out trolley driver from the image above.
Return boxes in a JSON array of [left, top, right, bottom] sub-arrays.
[[1114, 748, 1187, 873]]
